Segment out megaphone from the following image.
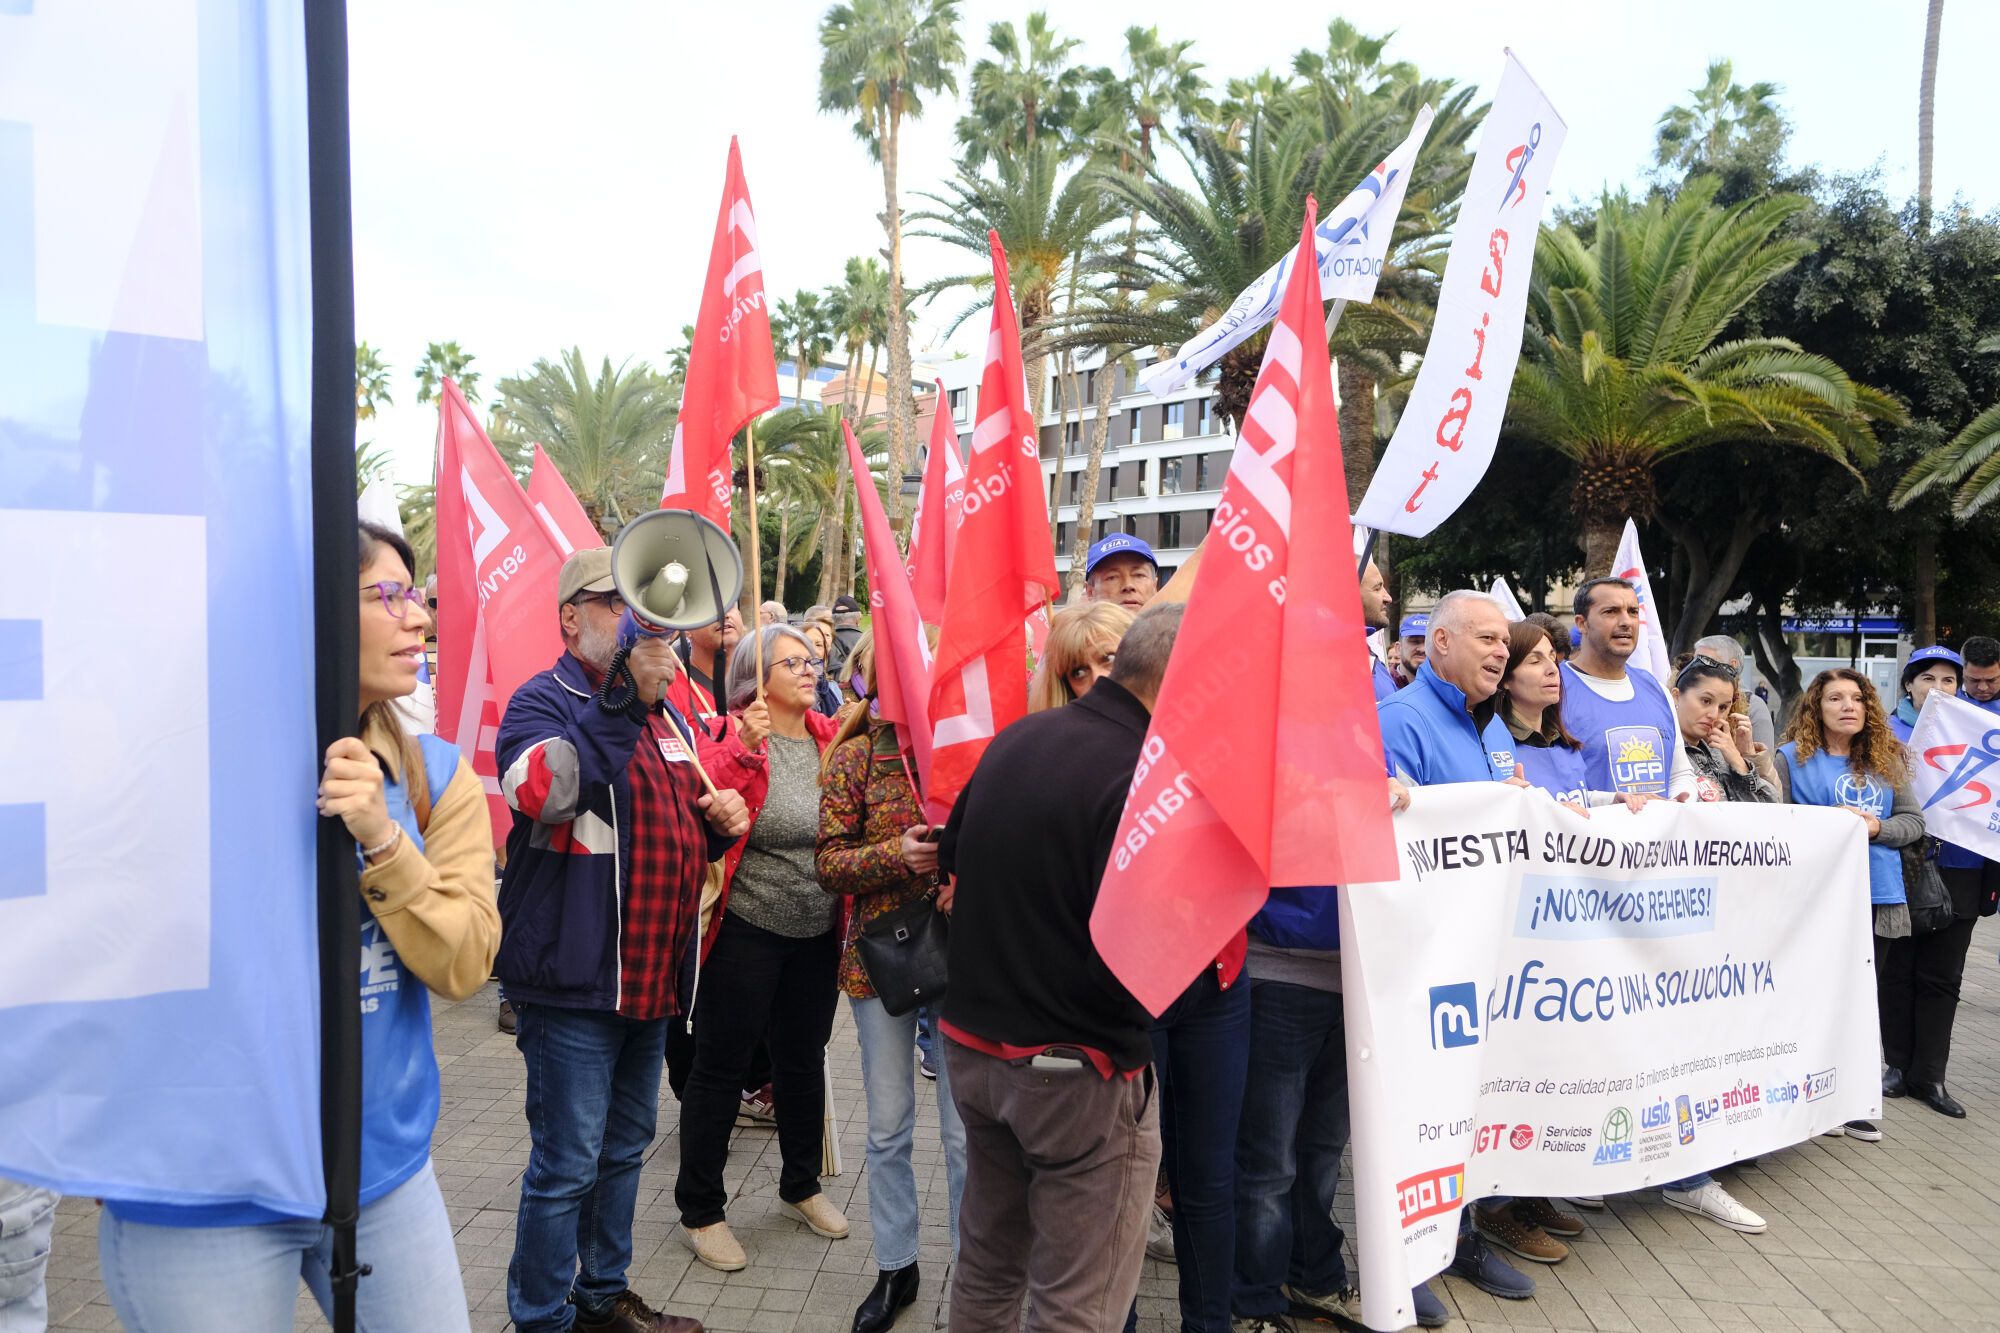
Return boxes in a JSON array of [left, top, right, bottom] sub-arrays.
[[594, 508, 744, 717]]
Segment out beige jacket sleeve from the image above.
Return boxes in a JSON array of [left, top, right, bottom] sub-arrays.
[[359, 754, 501, 1003]]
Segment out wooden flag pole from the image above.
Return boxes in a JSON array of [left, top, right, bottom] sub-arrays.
[[744, 420, 766, 703]]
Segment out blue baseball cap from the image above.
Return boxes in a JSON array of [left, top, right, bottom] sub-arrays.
[[1903, 644, 1964, 687], [1084, 533, 1158, 579], [1399, 613, 1429, 639]]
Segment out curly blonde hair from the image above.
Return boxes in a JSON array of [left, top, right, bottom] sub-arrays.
[[1782, 667, 1908, 786], [1030, 602, 1135, 713]]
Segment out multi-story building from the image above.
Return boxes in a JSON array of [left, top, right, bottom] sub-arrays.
[[931, 349, 1229, 585]]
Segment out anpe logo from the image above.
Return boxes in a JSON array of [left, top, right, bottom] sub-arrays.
[[1804, 1068, 1837, 1103], [1396, 1164, 1466, 1228], [1428, 982, 1481, 1049], [1509, 1124, 1535, 1151], [1593, 1106, 1634, 1165]]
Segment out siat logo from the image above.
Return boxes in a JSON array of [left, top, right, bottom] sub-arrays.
[[1920, 726, 2000, 812], [1501, 123, 1542, 209]]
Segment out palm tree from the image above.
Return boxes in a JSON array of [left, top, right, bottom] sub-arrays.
[[772, 290, 838, 408], [819, 0, 964, 520], [355, 341, 393, 421], [1892, 335, 2000, 518], [398, 482, 436, 577], [756, 407, 888, 603], [1508, 179, 1905, 589], [414, 340, 479, 406], [487, 348, 678, 536], [1918, 1, 1946, 230], [354, 441, 393, 492], [1654, 59, 1785, 177], [954, 11, 1085, 167], [909, 139, 1111, 419]]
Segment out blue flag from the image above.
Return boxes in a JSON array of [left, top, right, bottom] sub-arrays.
[[0, 0, 324, 1215]]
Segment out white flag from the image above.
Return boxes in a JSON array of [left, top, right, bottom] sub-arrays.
[[358, 472, 403, 534], [1138, 107, 1434, 398], [1489, 575, 1526, 621], [1907, 693, 2000, 859], [1613, 518, 1674, 683], [1354, 52, 1565, 535]]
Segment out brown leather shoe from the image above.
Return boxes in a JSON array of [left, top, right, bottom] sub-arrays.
[[1473, 1203, 1569, 1264], [1512, 1195, 1585, 1238], [574, 1289, 704, 1333]]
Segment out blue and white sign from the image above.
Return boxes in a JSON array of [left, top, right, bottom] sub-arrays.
[[0, 0, 324, 1215]]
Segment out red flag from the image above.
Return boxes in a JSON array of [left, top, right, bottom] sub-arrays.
[[843, 419, 936, 798], [526, 444, 603, 556], [660, 136, 779, 524], [433, 380, 566, 841], [906, 381, 967, 624], [926, 235, 1060, 821], [1090, 200, 1396, 1014]]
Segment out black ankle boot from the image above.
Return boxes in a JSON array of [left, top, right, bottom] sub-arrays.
[[853, 1264, 921, 1333], [1882, 1066, 1905, 1098]]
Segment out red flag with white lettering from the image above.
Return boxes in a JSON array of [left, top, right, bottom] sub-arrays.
[[434, 380, 565, 840], [843, 419, 936, 798], [926, 235, 1059, 821], [527, 444, 603, 557], [660, 137, 779, 524], [906, 380, 966, 624], [1090, 200, 1397, 1015]]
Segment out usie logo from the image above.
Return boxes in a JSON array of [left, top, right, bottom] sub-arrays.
[[1397, 1163, 1465, 1228], [1428, 982, 1481, 1049], [1920, 725, 2000, 812]]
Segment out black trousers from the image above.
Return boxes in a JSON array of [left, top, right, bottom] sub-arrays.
[[1878, 867, 1981, 1085], [674, 912, 839, 1226]]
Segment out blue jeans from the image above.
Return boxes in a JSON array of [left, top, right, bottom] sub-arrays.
[[850, 996, 966, 1269], [914, 1005, 936, 1063], [98, 1161, 466, 1333], [1154, 969, 1252, 1333], [508, 1002, 668, 1333], [0, 1178, 58, 1333], [1232, 980, 1349, 1317]]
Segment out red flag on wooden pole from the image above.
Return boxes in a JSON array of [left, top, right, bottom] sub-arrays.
[[926, 235, 1060, 822], [842, 419, 936, 797], [905, 380, 966, 624], [660, 136, 779, 524], [1090, 199, 1397, 1014]]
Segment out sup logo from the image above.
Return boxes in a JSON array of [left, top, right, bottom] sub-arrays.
[[1606, 727, 1666, 794], [1593, 1107, 1634, 1165], [1428, 983, 1481, 1050]]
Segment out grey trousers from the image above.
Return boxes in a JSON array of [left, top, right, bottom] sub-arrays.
[[946, 1040, 1161, 1333]]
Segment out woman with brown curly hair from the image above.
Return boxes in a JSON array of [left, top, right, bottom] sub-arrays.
[[1777, 668, 1927, 1142]]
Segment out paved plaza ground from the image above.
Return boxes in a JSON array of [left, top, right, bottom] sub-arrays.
[[42, 916, 2000, 1331]]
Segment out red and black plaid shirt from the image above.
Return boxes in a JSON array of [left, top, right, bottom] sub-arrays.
[[617, 709, 709, 1021]]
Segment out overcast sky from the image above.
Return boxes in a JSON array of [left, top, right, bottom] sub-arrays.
[[347, 0, 1995, 482]]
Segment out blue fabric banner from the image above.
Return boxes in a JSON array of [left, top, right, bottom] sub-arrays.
[[0, 0, 324, 1215]]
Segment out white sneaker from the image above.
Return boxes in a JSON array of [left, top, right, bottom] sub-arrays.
[[1842, 1119, 1883, 1142], [1567, 1194, 1605, 1210], [1146, 1203, 1178, 1263], [1661, 1180, 1766, 1234]]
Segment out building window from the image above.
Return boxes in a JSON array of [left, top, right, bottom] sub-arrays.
[[1197, 453, 1220, 491], [1129, 407, 1145, 443], [1158, 511, 1183, 548], [948, 387, 968, 423], [1094, 517, 1113, 541], [1163, 401, 1186, 441], [1159, 457, 1184, 496], [1057, 521, 1072, 551], [1065, 421, 1084, 454], [1198, 398, 1216, 436], [1121, 513, 1138, 536], [1083, 368, 1098, 405]]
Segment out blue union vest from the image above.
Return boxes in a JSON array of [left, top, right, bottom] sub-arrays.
[[1781, 743, 1905, 905], [1559, 663, 1677, 796]]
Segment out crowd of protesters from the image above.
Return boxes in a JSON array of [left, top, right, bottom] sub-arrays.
[[8, 531, 1994, 1333]]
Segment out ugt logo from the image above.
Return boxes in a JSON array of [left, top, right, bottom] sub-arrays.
[[1920, 726, 2000, 812], [1428, 982, 1481, 1050]]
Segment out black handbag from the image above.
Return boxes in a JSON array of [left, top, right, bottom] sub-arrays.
[[857, 893, 949, 1017], [1900, 838, 1956, 936]]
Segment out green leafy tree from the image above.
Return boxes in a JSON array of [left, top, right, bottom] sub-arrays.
[[355, 341, 393, 421], [772, 290, 838, 408], [488, 348, 677, 536], [819, 0, 964, 517], [1654, 59, 1786, 182], [1507, 177, 1904, 623], [756, 406, 886, 603], [954, 11, 1085, 166], [413, 340, 479, 405], [1893, 341, 2000, 516]]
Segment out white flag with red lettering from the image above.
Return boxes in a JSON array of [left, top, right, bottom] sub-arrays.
[[1091, 200, 1398, 1015], [906, 382, 966, 625], [434, 380, 565, 840], [927, 234, 1059, 822], [527, 444, 603, 556], [660, 137, 779, 524]]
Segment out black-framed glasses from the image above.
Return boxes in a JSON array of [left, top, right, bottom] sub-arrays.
[[773, 655, 816, 677], [364, 581, 427, 619], [1676, 653, 1740, 687], [571, 591, 626, 613]]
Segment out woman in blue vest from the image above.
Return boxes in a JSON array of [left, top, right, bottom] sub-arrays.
[[1884, 646, 1982, 1118], [1494, 619, 1645, 812], [1778, 668, 1927, 1145], [96, 523, 500, 1332]]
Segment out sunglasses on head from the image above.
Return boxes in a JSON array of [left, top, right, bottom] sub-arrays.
[[1676, 654, 1740, 687]]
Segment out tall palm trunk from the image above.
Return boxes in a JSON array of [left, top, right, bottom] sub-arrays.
[[774, 506, 790, 605], [1336, 358, 1378, 502], [1918, 0, 1945, 232], [1070, 351, 1122, 593], [1048, 352, 1069, 552], [881, 102, 916, 524]]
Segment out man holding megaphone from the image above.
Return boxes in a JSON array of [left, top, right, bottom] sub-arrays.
[[495, 522, 753, 1333]]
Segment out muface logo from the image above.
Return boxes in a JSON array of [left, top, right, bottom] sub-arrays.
[[1920, 726, 2000, 812], [1397, 1163, 1466, 1228], [1593, 1106, 1634, 1165], [1606, 726, 1667, 794], [1428, 982, 1481, 1050]]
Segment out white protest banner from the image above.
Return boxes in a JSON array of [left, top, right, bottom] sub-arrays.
[[1489, 576, 1526, 621], [1339, 785, 1879, 1332], [1354, 53, 1565, 535], [1612, 517, 1675, 683], [1139, 107, 1433, 398], [1908, 691, 2000, 857]]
